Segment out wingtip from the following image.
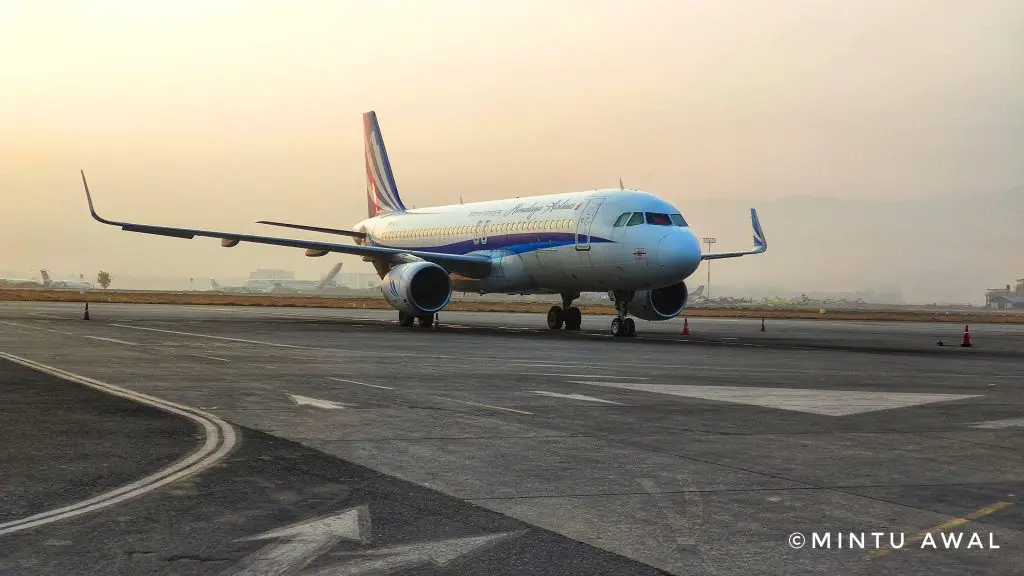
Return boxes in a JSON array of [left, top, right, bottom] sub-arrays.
[[80, 171, 118, 226]]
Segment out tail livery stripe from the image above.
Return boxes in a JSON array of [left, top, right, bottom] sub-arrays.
[[363, 111, 407, 217], [751, 208, 767, 251]]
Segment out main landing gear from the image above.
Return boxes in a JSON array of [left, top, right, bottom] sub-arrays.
[[610, 290, 636, 338], [547, 292, 582, 331], [398, 311, 434, 328]]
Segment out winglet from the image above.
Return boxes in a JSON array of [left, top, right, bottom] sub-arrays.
[[750, 208, 766, 253], [80, 170, 120, 226]]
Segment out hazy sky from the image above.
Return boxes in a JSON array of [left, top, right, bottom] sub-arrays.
[[2, 1, 1022, 293]]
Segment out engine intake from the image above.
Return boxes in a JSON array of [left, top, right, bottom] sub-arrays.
[[629, 281, 688, 321], [381, 261, 453, 315]]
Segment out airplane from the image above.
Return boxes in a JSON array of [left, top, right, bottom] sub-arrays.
[[40, 270, 92, 290], [80, 111, 766, 337], [0, 273, 41, 287], [211, 262, 343, 294]]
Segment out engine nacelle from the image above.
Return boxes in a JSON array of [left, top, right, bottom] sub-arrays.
[[381, 261, 453, 316], [628, 281, 688, 321]]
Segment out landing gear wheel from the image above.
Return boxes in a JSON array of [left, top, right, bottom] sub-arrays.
[[417, 313, 434, 328], [547, 306, 564, 330], [610, 317, 624, 337], [564, 306, 582, 330], [398, 312, 415, 327], [624, 318, 636, 337]]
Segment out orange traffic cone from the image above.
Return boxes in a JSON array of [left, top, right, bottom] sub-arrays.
[[961, 324, 972, 347], [681, 317, 690, 336]]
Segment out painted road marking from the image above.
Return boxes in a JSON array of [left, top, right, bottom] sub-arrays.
[[326, 531, 524, 575], [327, 377, 395, 390], [46, 329, 73, 335], [110, 324, 311, 349], [970, 417, 1024, 429], [29, 313, 65, 320], [229, 506, 370, 576], [83, 335, 138, 346], [867, 501, 1013, 559], [430, 396, 533, 415], [529, 391, 622, 404], [227, 505, 522, 576], [572, 382, 980, 416], [518, 373, 647, 380], [287, 394, 350, 410], [0, 352, 236, 536], [192, 354, 230, 362]]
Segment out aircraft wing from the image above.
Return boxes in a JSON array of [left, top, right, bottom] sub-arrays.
[[255, 220, 367, 239], [81, 171, 491, 278], [701, 208, 768, 261]]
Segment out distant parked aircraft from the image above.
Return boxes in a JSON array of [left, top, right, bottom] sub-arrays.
[[211, 262, 343, 294], [40, 270, 91, 290]]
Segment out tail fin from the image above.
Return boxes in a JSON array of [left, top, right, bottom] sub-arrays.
[[363, 111, 407, 217], [316, 262, 343, 290], [40, 270, 51, 287]]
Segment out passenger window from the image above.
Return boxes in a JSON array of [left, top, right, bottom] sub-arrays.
[[614, 213, 631, 227], [626, 213, 644, 226]]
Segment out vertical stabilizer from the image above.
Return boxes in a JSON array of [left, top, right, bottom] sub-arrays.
[[316, 263, 343, 290], [363, 111, 407, 217]]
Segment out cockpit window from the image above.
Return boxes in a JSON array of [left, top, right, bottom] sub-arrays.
[[670, 213, 688, 227], [613, 213, 631, 227], [645, 212, 673, 226], [626, 212, 644, 226]]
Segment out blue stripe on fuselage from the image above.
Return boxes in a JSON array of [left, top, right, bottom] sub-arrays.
[[374, 232, 613, 256]]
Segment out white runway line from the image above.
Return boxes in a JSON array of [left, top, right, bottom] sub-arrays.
[[517, 373, 648, 380], [192, 354, 230, 362], [29, 313, 66, 320], [327, 376, 395, 390], [430, 396, 534, 415], [971, 417, 1024, 429], [0, 352, 237, 536], [110, 324, 311, 349], [573, 381, 980, 417], [529, 391, 622, 405], [83, 335, 138, 346]]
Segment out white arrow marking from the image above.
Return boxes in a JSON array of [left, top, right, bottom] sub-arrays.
[[229, 506, 370, 576], [309, 531, 525, 576], [971, 417, 1024, 429], [529, 390, 622, 404], [287, 394, 351, 410], [573, 382, 979, 416]]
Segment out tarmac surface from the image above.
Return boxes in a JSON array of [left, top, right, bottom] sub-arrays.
[[0, 301, 1022, 575]]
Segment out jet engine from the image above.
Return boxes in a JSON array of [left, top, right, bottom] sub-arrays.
[[628, 281, 688, 321], [381, 261, 453, 316]]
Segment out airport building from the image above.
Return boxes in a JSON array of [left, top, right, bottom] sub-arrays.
[[249, 269, 295, 281], [985, 279, 1024, 309]]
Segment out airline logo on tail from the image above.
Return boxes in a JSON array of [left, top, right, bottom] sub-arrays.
[[364, 111, 407, 217]]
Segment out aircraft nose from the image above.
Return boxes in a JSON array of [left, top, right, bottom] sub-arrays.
[[656, 231, 702, 277]]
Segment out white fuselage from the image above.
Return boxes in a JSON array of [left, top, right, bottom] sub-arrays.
[[48, 280, 92, 290], [353, 189, 703, 295]]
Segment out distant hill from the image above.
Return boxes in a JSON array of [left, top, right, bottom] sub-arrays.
[[682, 185, 1023, 304]]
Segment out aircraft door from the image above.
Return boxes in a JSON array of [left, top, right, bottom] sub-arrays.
[[574, 198, 605, 251]]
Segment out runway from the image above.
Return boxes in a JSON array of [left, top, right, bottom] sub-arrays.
[[1, 301, 1022, 575]]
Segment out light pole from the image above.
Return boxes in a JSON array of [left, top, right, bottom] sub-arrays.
[[702, 237, 716, 299]]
